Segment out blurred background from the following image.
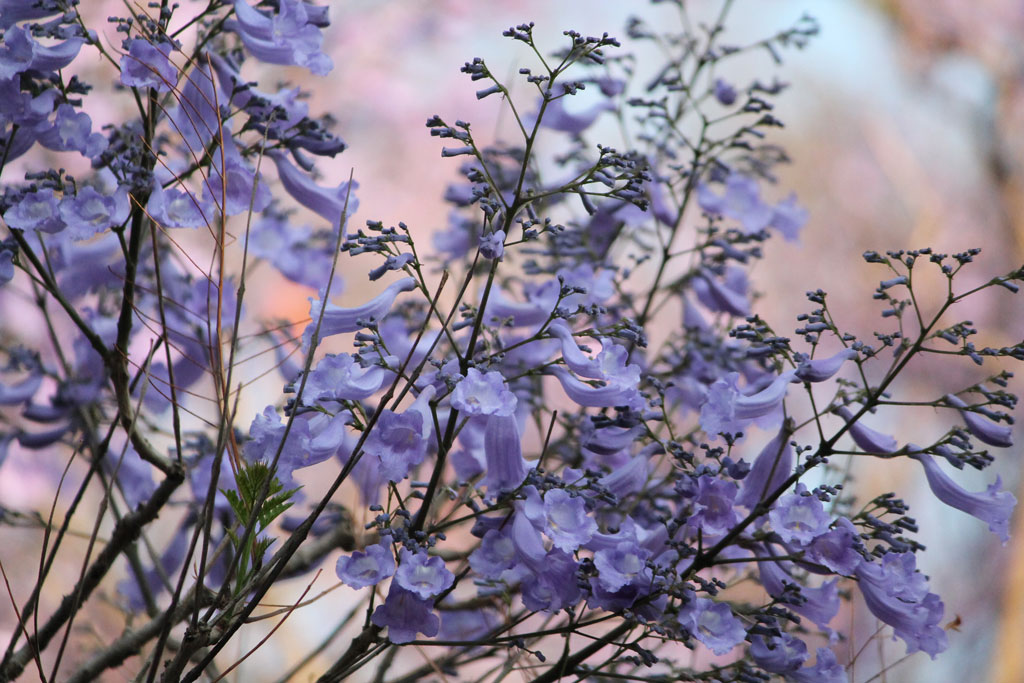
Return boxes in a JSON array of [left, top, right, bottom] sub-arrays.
[[2, 1, 1023, 681]]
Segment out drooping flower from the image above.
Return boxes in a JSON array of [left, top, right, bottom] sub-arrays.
[[700, 371, 794, 438], [481, 414, 528, 495], [146, 182, 214, 229], [737, 425, 793, 508], [593, 541, 652, 592], [37, 103, 106, 158], [945, 393, 1013, 448], [3, 188, 64, 233], [371, 583, 439, 644], [688, 475, 741, 537], [804, 517, 863, 575], [911, 451, 1016, 544], [300, 353, 392, 405], [532, 92, 615, 135], [230, 0, 333, 76], [855, 552, 947, 658], [303, 276, 417, 348], [835, 406, 899, 454], [269, 151, 358, 230], [749, 632, 809, 674], [794, 348, 857, 383]]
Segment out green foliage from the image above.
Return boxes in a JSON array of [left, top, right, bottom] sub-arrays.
[[221, 462, 300, 593]]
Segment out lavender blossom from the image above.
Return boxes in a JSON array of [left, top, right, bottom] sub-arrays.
[[678, 597, 747, 656], [269, 151, 359, 229], [835, 406, 899, 454], [336, 543, 396, 589], [769, 484, 831, 545], [451, 368, 517, 417], [303, 276, 417, 348], [855, 552, 947, 658], [230, 0, 333, 76], [395, 548, 455, 599], [794, 348, 857, 383], [700, 371, 794, 438], [945, 393, 1014, 447], [542, 488, 596, 552], [120, 39, 177, 92], [482, 414, 529, 494], [911, 450, 1016, 544], [371, 584, 440, 644]]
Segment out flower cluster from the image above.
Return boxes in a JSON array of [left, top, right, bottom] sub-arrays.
[[0, 3, 1020, 683]]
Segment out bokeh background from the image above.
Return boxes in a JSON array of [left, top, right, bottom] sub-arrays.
[[2, 1, 1023, 681]]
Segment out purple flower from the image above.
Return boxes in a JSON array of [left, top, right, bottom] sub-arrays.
[[202, 140, 271, 216], [542, 488, 596, 552], [758, 558, 839, 631], [737, 425, 793, 509], [486, 277, 560, 327], [594, 542, 652, 592], [749, 633, 808, 674], [303, 276, 417, 348], [548, 366, 644, 411], [700, 371, 793, 438], [770, 484, 831, 545], [58, 186, 130, 240], [300, 353, 391, 405], [371, 584, 439, 644], [794, 348, 857, 383], [365, 403, 431, 483], [269, 151, 358, 229], [167, 61, 220, 155], [804, 517, 863, 575], [792, 647, 847, 683], [438, 608, 500, 642], [4, 188, 64, 233], [770, 193, 808, 242], [482, 414, 528, 495], [336, 543, 395, 589], [0, 370, 42, 406], [230, 0, 333, 76], [689, 475, 740, 537], [518, 549, 582, 612], [395, 548, 455, 599], [37, 104, 106, 158], [451, 368, 517, 417], [945, 393, 1013, 447], [693, 268, 750, 317], [911, 451, 1016, 544], [0, 26, 84, 79], [678, 598, 747, 656], [697, 173, 773, 233], [479, 229, 505, 260], [0, 248, 13, 287], [120, 39, 177, 92], [855, 552, 947, 658], [532, 93, 615, 135], [469, 528, 517, 578], [835, 406, 899, 454], [146, 182, 214, 229]]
